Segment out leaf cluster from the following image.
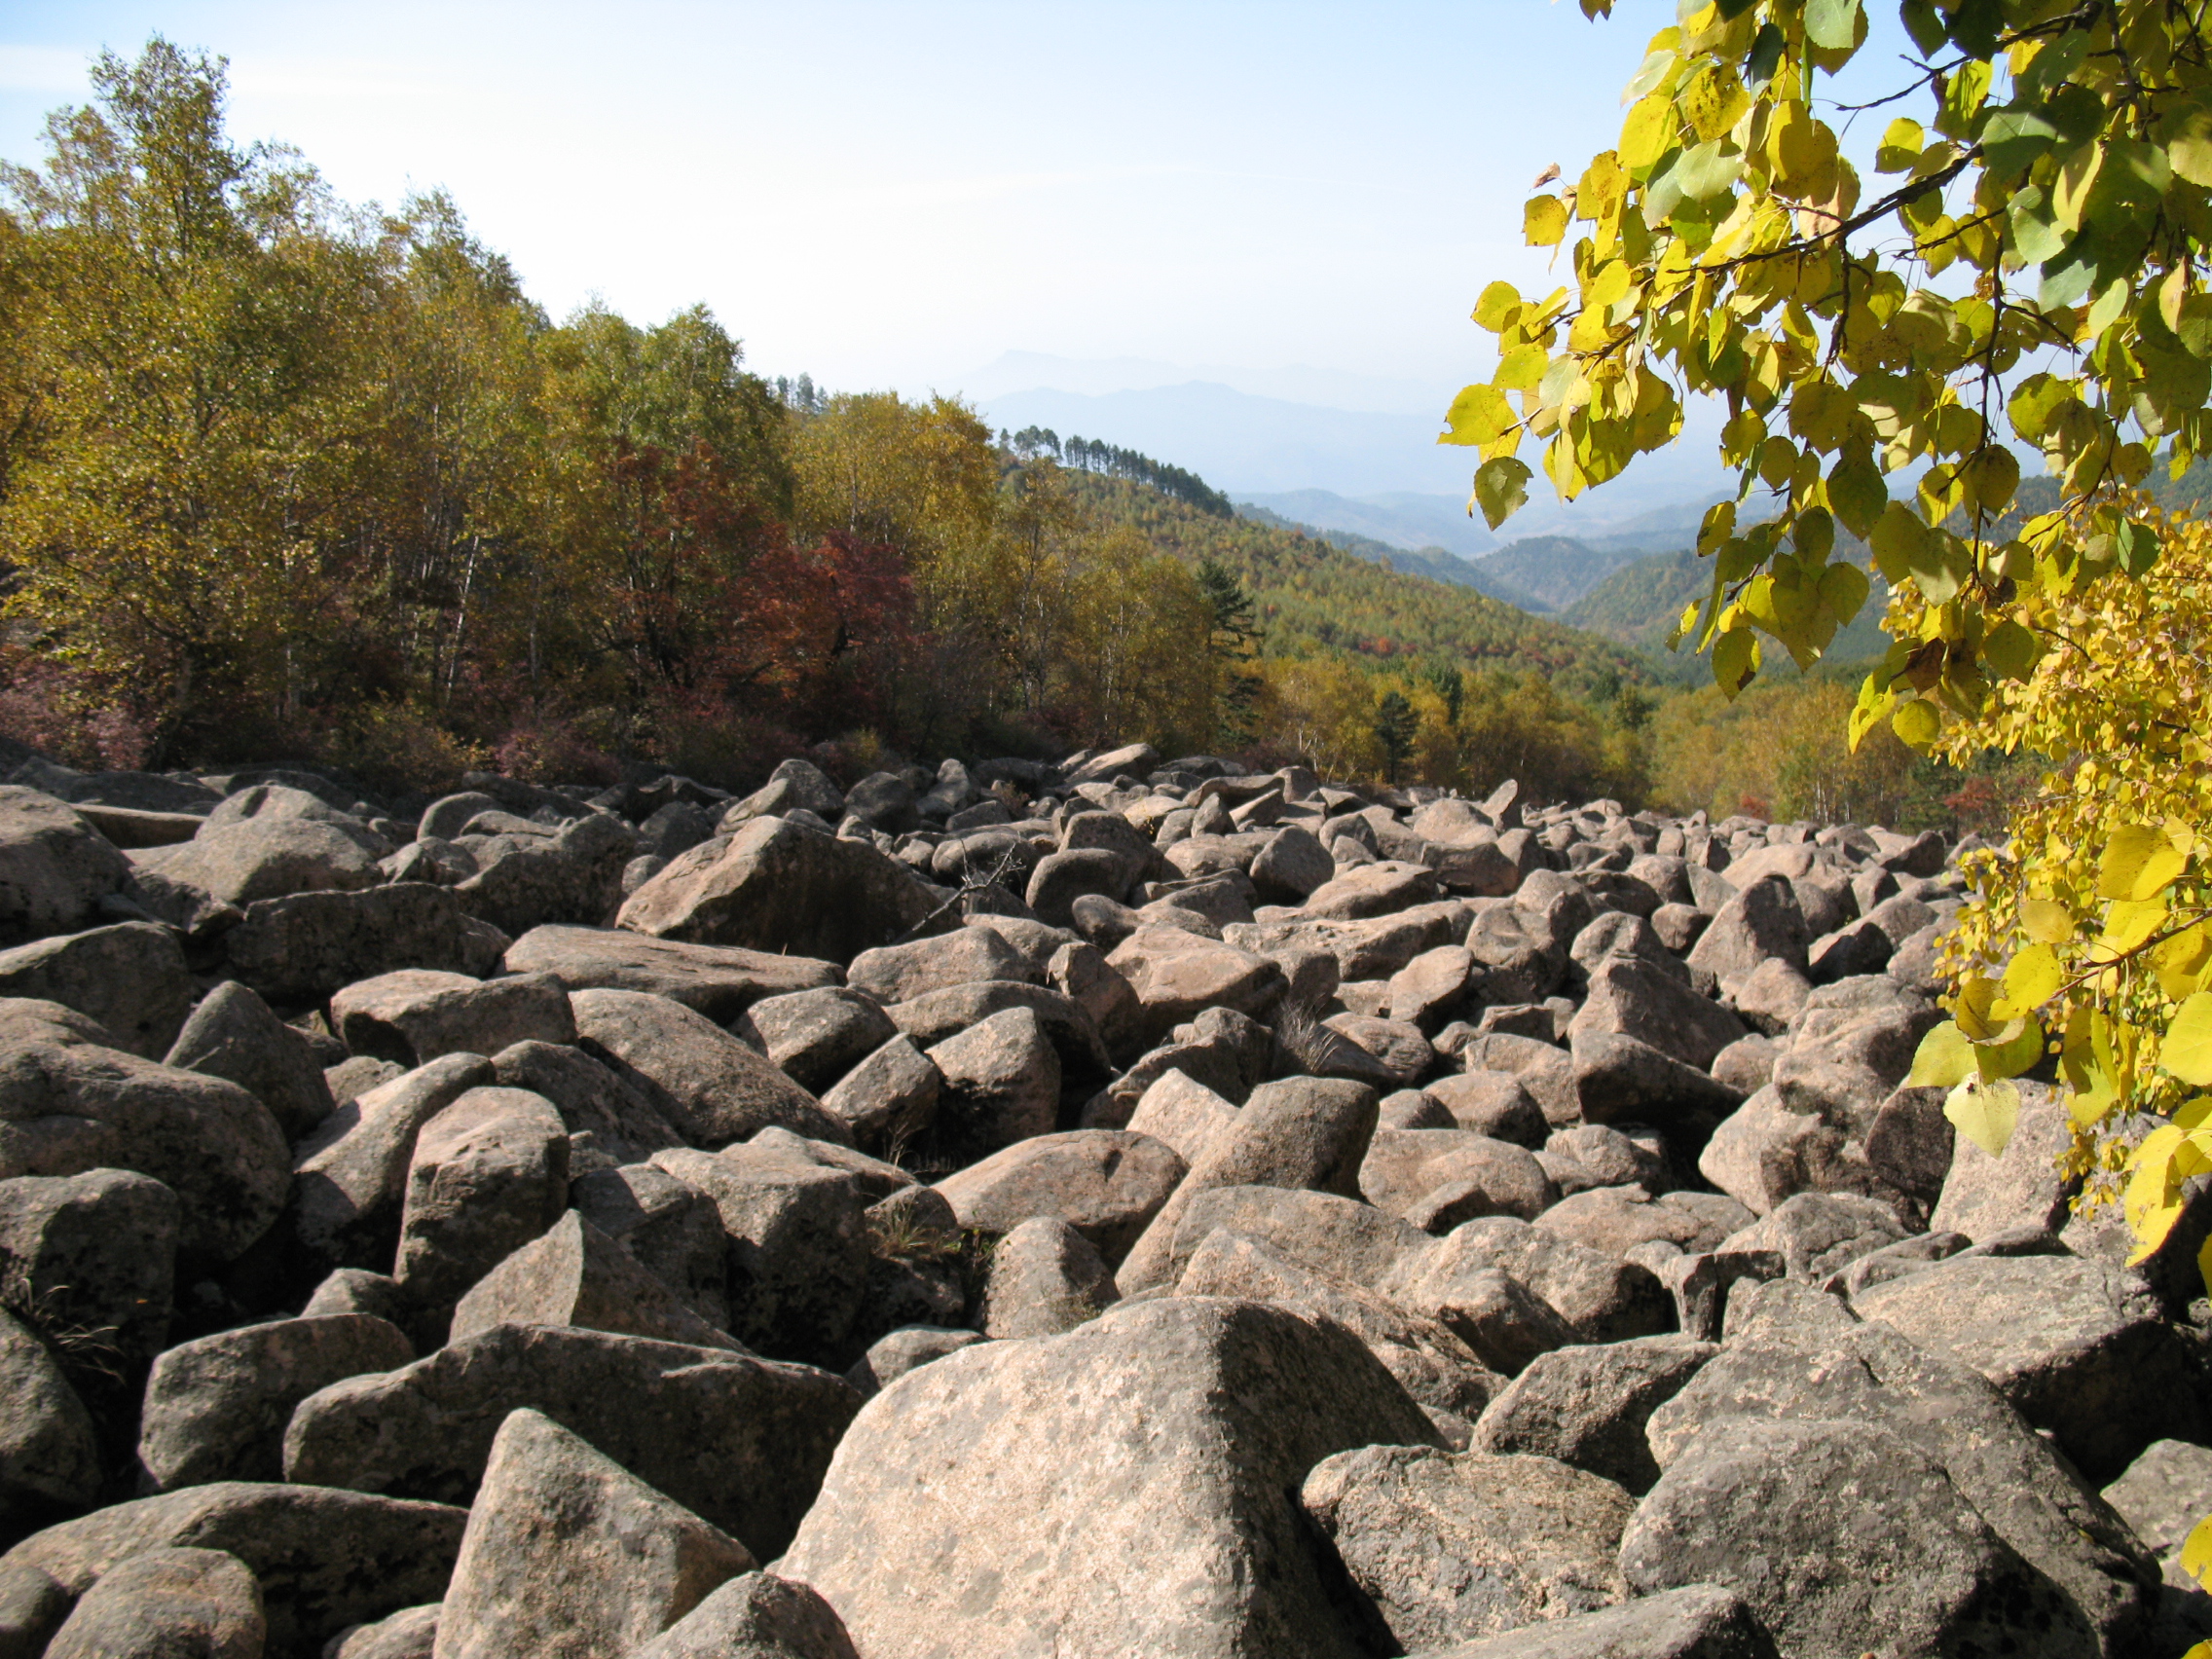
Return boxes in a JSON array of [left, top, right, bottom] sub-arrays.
[[1453, 0, 2212, 750]]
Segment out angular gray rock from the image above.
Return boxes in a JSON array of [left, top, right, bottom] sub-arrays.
[[811, 1041, 938, 1163], [1384, 1218, 1671, 1345], [735, 988, 897, 1095], [147, 816, 382, 907], [1568, 1030, 1742, 1134], [0, 923, 193, 1060], [1851, 1251, 2202, 1483], [43, 1546, 264, 1659], [137, 1313, 414, 1491], [1175, 1229, 1501, 1416], [1644, 1313, 2158, 1651], [842, 1325, 987, 1399], [0, 1034, 287, 1265], [1104, 927, 1287, 1050], [1117, 1076, 1380, 1292], [392, 1087, 569, 1319], [501, 924, 838, 1022], [1620, 1415, 2083, 1659], [165, 980, 334, 1140], [220, 884, 505, 1004], [488, 1039, 683, 1165], [1567, 958, 1746, 1073], [1302, 1445, 1633, 1647], [434, 1408, 756, 1659], [617, 817, 939, 958], [569, 1161, 730, 1330], [656, 1137, 872, 1352], [329, 970, 574, 1068], [908, 1006, 1060, 1164], [451, 810, 638, 937], [0, 1304, 98, 1527], [323, 1604, 439, 1657], [2, 1483, 466, 1654], [451, 1209, 738, 1353], [1471, 1336, 1717, 1493], [629, 1571, 862, 1659], [1717, 1190, 1907, 1280], [301, 1268, 408, 1324], [778, 1297, 1440, 1659], [292, 1053, 496, 1273], [0, 789, 133, 947], [0, 1558, 72, 1658], [1392, 1583, 1777, 1658], [934, 1129, 1185, 1264], [1357, 1128, 1556, 1224], [977, 1215, 1118, 1338], [1684, 875, 1810, 995], [1165, 1184, 1429, 1293], [1929, 1077, 2077, 1240], [845, 927, 1033, 1006], [281, 1324, 860, 1557], [0, 1167, 178, 1363], [571, 987, 850, 1148]]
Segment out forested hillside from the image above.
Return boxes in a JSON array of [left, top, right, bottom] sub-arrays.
[[0, 40, 2008, 828]]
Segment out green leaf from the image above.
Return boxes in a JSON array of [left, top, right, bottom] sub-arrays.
[[1975, 1017, 2046, 1081], [2163, 92, 2212, 188], [1673, 141, 1743, 202], [1439, 385, 1516, 448], [1825, 451, 1886, 538], [1804, 0, 1862, 52], [1983, 619, 2044, 682], [2008, 373, 2069, 444], [1907, 1020, 1974, 1088], [2164, 992, 2212, 1088], [2119, 519, 2163, 576], [1945, 1074, 2020, 1159], [1981, 108, 2059, 178], [1868, 502, 1928, 585], [1818, 560, 1869, 624], [1892, 697, 1940, 749], [1899, 0, 1945, 55], [1471, 457, 1532, 530], [1713, 627, 1757, 698]]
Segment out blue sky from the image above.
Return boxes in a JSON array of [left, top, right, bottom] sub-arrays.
[[1, 2, 1677, 407]]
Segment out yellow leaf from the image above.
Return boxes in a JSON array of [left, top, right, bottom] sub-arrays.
[[2165, 992, 2212, 1087], [1906, 1020, 1974, 1088], [1975, 1017, 2046, 1081], [2001, 944, 2064, 1012], [1944, 1074, 2020, 1158], [1953, 974, 2004, 1041], [2102, 897, 2171, 956], [2020, 899, 2074, 945], [1525, 196, 1569, 247], [1620, 94, 1676, 171], [2100, 823, 2188, 901], [2181, 1513, 2212, 1586], [2156, 923, 2212, 1002], [2125, 1123, 2195, 1260]]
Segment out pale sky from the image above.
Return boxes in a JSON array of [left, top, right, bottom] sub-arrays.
[[0, 1, 1683, 410]]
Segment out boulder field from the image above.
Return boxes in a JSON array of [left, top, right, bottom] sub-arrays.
[[0, 741, 2201, 1657]]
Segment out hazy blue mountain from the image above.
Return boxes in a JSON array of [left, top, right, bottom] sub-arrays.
[[980, 382, 1467, 496], [1235, 489, 1496, 558], [961, 351, 1440, 414], [1475, 537, 1656, 612], [1233, 504, 1544, 609]]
